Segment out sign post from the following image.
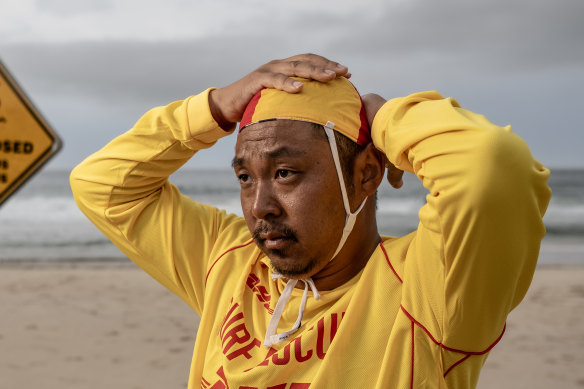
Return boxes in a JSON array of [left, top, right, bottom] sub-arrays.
[[0, 59, 62, 206]]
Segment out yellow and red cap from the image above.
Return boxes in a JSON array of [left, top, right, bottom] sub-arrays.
[[239, 77, 371, 145]]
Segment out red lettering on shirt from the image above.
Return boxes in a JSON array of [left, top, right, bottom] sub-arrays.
[[219, 301, 262, 361], [272, 343, 291, 365], [219, 302, 239, 338], [241, 383, 310, 389], [221, 312, 244, 340], [257, 347, 278, 367], [208, 366, 229, 389], [246, 273, 274, 314], [246, 273, 260, 289], [207, 379, 310, 389], [226, 338, 262, 361], [293, 337, 312, 362], [252, 312, 344, 370], [330, 313, 338, 343], [316, 318, 326, 360], [258, 286, 270, 302], [209, 380, 226, 389], [223, 323, 251, 354]]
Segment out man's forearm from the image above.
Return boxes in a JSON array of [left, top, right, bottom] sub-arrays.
[[371, 90, 551, 352], [69, 89, 235, 310]]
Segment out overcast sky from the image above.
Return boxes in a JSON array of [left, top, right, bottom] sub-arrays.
[[0, 0, 582, 170]]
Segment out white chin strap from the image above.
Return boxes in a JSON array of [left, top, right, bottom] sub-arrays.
[[323, 121, 368, 260], [263, 121, 367, 348]]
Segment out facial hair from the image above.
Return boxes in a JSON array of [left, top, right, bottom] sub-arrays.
[[252, 221, 319, 278]]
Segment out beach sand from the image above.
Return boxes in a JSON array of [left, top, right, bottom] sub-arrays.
[[1, 262, 583, 389]]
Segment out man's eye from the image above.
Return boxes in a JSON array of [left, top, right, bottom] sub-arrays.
[[276, 170, 293, 179], [237, 174, 249, 183]]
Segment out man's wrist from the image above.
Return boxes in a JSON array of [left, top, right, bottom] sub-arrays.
[[208, 89, 236, 132]]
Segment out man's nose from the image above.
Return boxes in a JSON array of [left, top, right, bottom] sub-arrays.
[[251, 183, 282, 220]]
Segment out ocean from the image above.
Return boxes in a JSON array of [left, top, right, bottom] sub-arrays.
[[0, 168, 582, 264]]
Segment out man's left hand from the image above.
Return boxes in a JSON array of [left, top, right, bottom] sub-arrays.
[[362, 93, 404, 189]]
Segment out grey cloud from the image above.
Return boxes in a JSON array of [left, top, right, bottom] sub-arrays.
[[0, 0, 582, 169], [35, 0, 114, 16], [0, 38, 274, 168], [3, 0, 581, 108], [319, 0, 584, 74], [2, 40, 239, 109], [0, 38, 348, 120]]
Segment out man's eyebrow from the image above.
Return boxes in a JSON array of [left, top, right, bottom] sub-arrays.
[[232, 157, 244, 169], [232, 147, 306, 169]]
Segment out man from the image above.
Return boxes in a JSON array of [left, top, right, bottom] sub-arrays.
[[71, 54, 551, 388]]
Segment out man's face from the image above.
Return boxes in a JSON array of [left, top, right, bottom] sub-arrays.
[[233, 120, 346, 279]]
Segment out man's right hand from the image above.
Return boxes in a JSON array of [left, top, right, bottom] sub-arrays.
[[208, 54, 350, 130]]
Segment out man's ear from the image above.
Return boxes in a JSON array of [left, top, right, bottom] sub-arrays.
[[354, 143, 385, 198]]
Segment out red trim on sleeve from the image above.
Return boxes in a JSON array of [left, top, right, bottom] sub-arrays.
[[444, 354, 471, 378], [205, 239, 255, 287], [380, 241, 403, 283], [410, 320, 415, 389], [400, 305, 506, 355]]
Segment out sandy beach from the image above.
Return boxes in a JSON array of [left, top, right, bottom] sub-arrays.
[[1, 262, 583, 389]]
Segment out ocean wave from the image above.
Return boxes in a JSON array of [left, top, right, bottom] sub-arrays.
[[0, 196, 87, 222], [3, 191, 580, 223], [376, 197, 424, 216], [543, 225, 584, 237], [0, 238, 111, 249], [544, 202, 584, 219]]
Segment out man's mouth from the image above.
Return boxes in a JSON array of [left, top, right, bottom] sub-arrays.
[[253, 223, 298, 252], [260, 232, 294, 250]]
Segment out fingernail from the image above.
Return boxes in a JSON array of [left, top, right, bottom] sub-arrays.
[[324, 69, 336, 76], [293, 81, 303, 88], [335, 63, 346, 69]]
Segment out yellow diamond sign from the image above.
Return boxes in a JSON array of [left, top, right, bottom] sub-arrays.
[[0, 59, 62, 206]]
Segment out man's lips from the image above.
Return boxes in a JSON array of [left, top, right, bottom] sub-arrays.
[[260, 232, 294, 250], [253, 222, 298, 252]]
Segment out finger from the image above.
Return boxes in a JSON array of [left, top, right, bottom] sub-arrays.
[[391, 177, 404, 189], [213, 55, 347, 124], [387, 171, 404, 189], [287, 53, 349, 75], [362, 93, 387, 127], [253, 71, 305, 94], [265, 56, 349, 80], [279, 61, 340, 81], [386, 162, 404, 189]]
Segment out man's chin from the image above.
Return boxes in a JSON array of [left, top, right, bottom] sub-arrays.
[[253, 239, 321, 279], [268, 254, 319, 280]]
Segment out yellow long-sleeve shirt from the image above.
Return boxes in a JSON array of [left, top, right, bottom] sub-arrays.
[[70, 88, 550, 388]]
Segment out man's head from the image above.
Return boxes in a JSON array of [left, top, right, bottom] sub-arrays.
[[233, 78, 384, 281]]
